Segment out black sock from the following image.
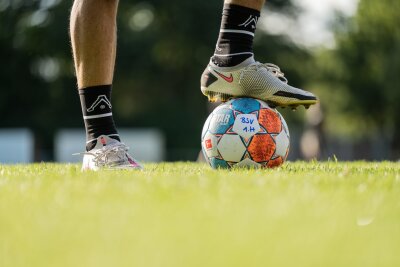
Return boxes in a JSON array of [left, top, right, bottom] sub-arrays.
[[212, 4, 260, 67], [79, 85, 120, 151]]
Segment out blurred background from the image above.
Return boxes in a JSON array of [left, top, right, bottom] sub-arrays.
[[0, 0, 399, 163]]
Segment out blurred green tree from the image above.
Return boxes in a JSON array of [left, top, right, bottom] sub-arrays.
[[313, 0, 400, 159]]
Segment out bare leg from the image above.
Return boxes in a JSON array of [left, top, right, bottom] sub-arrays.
[[70, 0, 119, 88], [69, 0, 142, 169], [225, 0, 265, 11]]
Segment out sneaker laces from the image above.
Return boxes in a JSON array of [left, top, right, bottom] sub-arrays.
[[241, 62, 288, 83], [76, 143, 130, 168]]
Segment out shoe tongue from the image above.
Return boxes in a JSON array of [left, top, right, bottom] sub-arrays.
[[94, 135, 119, 149]]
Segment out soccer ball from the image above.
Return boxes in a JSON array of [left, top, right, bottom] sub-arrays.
[[201, 98, 290, 169]]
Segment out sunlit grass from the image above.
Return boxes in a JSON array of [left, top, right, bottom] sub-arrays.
[[1, 162, 399, 267]]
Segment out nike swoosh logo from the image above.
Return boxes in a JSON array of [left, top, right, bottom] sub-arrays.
[[214, 70, 233, 83]]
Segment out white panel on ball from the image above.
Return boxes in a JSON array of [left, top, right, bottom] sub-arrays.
[[217, 134, 246, 162], [232, 114, 260, 139], [279, 113, 290, 137], [274, 130, 290, 157]]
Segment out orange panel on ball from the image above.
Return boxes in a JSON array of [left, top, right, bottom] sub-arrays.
[[267, 157, 284, 168], [258, 109, 282, 134], [248, 134, 275, 162]]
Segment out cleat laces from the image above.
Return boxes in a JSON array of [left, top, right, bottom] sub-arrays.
[[240, 62, 288, 83], [77, 143, 130, 168]]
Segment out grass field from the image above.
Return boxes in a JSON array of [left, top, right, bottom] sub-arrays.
[[0, 162, 399, 267]]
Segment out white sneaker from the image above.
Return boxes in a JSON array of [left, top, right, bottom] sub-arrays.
[[200, 57, 317, 109], [77, 135, 143, 171]]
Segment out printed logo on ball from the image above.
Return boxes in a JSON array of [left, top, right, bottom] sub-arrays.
[[212, 114, 231, 125], [205, 139, 213, 150]]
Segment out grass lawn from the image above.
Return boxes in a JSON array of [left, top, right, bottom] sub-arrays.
[[0, 161, 399, 267]]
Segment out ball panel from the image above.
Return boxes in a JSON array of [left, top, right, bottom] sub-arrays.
[[279, 113, 290, 137], [202, 132, 219, 158], [209, 158, 230, 169], [218, 134, 246, 163], [273, 130, 290, 158], [232, 114, 260, 139], [208, 108, 234, 135], [267, 157, 284, 168], [247, 134, 275, 162], [258, 109, 282, 134], [230, 98, 260, 114]]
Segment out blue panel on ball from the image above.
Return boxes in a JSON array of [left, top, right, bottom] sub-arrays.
[[208, 108, 235, 135], [209, 158, 230, 169], [230, 98, 260, 114]]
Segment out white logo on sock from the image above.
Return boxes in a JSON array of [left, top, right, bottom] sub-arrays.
[[238, 15, 258, 29], [87, 95, 112, 112]]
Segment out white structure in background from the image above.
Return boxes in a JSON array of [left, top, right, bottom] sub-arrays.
[[260, 0, 360, 48], [0, 129, 34, 163], [55, 128, 166, 163]]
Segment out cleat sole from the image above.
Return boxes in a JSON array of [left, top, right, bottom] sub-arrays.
[[266, 101, 278, 109], [203, 89, 233, 103], [202, 88, 318, 108]]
